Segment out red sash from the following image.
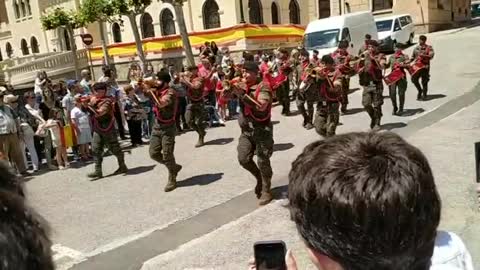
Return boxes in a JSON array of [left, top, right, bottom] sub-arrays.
[[244, 83, 272, 123], [153, 88, 177, 125]]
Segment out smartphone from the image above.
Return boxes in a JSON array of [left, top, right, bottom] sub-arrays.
[[254, 240, 287, 270]]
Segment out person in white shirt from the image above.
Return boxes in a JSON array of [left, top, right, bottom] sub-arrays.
[[250, 132, 474, 270], [80, 69, 92, 95], [43, 108, 69, 170], [70, 95, 92, 161], [34, 71, 48, 105]]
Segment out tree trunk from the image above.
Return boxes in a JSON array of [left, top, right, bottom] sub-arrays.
[[98, 20, 110, 66], [173, 3, 195, 67], [67, 25, 80, 79], [127, 12, 147, 71]]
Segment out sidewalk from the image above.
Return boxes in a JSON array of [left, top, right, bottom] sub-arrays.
[[141, 100, 480, 270]]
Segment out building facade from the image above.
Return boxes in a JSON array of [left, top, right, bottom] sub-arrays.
[[0, 0, 473, 63]]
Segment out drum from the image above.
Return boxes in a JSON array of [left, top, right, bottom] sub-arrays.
[[408, 62, 426, 76], [384, 69, 405, 86]]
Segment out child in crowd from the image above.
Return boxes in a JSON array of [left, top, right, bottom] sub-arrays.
[[45, 108, 69, 169], [71, 95, 92, 161]]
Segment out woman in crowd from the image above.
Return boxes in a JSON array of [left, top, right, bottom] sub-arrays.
[[4, 94, 40, 172], [71, 95, 92, 161], [43, 108, 69, 170], [124, 85, 146, 147], [34, 71, 48, 105]]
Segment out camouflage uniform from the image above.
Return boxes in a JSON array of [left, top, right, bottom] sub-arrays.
[[314, 68, 343, 137], [411, 44, 435, 100], [296, 61, 319, 129], [386, 51, 409, 114], [358, 53, 386, 130], [89, 98, 127, 178], [332, 48, 354, 113], [272, 60, 291, 115], [149, 86, 182, 192], [185, 77, 207, 147], [237, 81, 274, 205]]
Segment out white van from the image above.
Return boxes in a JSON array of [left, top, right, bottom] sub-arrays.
[[375, 14, 415, 52], [303, 11, 378, 57]]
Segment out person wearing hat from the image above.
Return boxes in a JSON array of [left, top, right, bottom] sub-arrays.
[[297, 49, 317, 130], [0, 89, 29, 176], [312, 49, 320, 66], [357, 39, 387, 130], [411, 35, 435, 101], [386, 42, 410, 116], [4, 94, 40, 172], [235, 61, 274, 206], [332, 40, 354, 114], [358, 33, 373, 55], [87, 82, 128, 179], [272, 48, 292, 116], [181, 65, 207, 147], [147, 71, 183, 192]]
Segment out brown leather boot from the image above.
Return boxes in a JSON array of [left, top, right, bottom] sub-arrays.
[[164, 164, 182, 192], [258, 177, 273, 206]]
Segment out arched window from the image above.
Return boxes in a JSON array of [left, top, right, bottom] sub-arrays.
[[160, 8, 176, 35], [20, 0, 26, 17], [202, 0, 221, 29], [248, 0, 263, 24], [30, 36, 39, 53], [26, 0, 32, 15], [112, 23, 122, 43], [63, 28, 71, 51], [21, 39, 29, 55], [318, 0, 331, 19], [271, 2, 280, 24], [14, 2, 20, 18], [141, 13, 155, 38], [6, 43, 13, 58], [289, 0, 300, 24]]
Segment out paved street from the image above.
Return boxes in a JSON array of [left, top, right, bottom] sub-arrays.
[[24, 25, 480, 270]]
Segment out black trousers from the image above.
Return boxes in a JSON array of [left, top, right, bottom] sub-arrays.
[[114, 102, 126, 139], [176, 96, 188, 129], [127, 120, 143, 145]]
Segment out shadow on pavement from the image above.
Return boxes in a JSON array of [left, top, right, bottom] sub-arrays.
[[177, 173, 224, 188], [347, 87, 361, 94], [205, 138, 234, 146], [126, 165, 156, 175], [399, 108, 425, 117], [381, 122, 408, 131], [271, 121, 280, 126], [287, 111, 302, 117], [273, 143, 295, 152], [343, 108, 364, 115], [272, 185, 288, 201], [425, 94, 447, 101]]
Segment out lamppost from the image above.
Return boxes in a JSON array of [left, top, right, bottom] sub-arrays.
[[239, 0, 246, 23]]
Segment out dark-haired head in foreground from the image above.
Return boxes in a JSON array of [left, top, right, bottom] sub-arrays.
[[289, 132, 441, 270], [0, 163, 54, 270]]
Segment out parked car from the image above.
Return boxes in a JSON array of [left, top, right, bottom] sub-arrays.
[[304, 11, 378, 57], [472, 0, 480, 18], [375, 14, 415, 52]]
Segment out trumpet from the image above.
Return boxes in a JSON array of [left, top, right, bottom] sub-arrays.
[[222, 77, 247, 96]]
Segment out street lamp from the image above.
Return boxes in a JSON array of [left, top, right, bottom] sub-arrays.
[[239, 0, 246, 23]]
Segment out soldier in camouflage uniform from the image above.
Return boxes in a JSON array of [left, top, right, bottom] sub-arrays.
[[386, 43, 409, 115], [332, 40, 354, 114], [272, 48, 291, 116], [358, 34, 372, 55], [297, 49, 319, 130], [87, 82, 128, 179], [314, 55, 343, 137], [148, 72, 183, 192], [289, 49, 301, 101], [411, 35, 435, 101], [357, 40, 387, 130], [181, 66, 207, 147], [235, 61, 274, 206]]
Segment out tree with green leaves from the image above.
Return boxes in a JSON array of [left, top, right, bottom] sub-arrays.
[[162, 0, 194, 66], [79, 0, 117, 66], [41, 7, 83, 78]]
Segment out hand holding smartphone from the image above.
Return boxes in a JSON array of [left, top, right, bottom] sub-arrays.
[[254, 240, 287, 270]]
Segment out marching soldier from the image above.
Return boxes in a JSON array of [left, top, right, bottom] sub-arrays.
[[411, 35, 435, 101], [386, 42, 409, 115], [181, 66, 207, 148], [234, 61, 274, 206], [87, 82, 128, 179], [357, 40, 387, 130], [314, 55, 343, 137], [358, 34, 372, 55], [147, 72, 183, 192], [272, 48, 291, 116], [297, 49, 318, 130], [332, 40, 354, 114]]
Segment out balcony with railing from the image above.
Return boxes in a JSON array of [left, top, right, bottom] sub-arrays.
[[5, 49, 89, 86]]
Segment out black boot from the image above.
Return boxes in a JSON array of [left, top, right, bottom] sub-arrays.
[[88, 164, 103, 179], [417, 91, 422, 101], [365, 106, 375, 129], [195, 132, 205, 148], [164, 164, 182, 192], [114, 163, 128, 175], [398, 95, 405, 115]]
